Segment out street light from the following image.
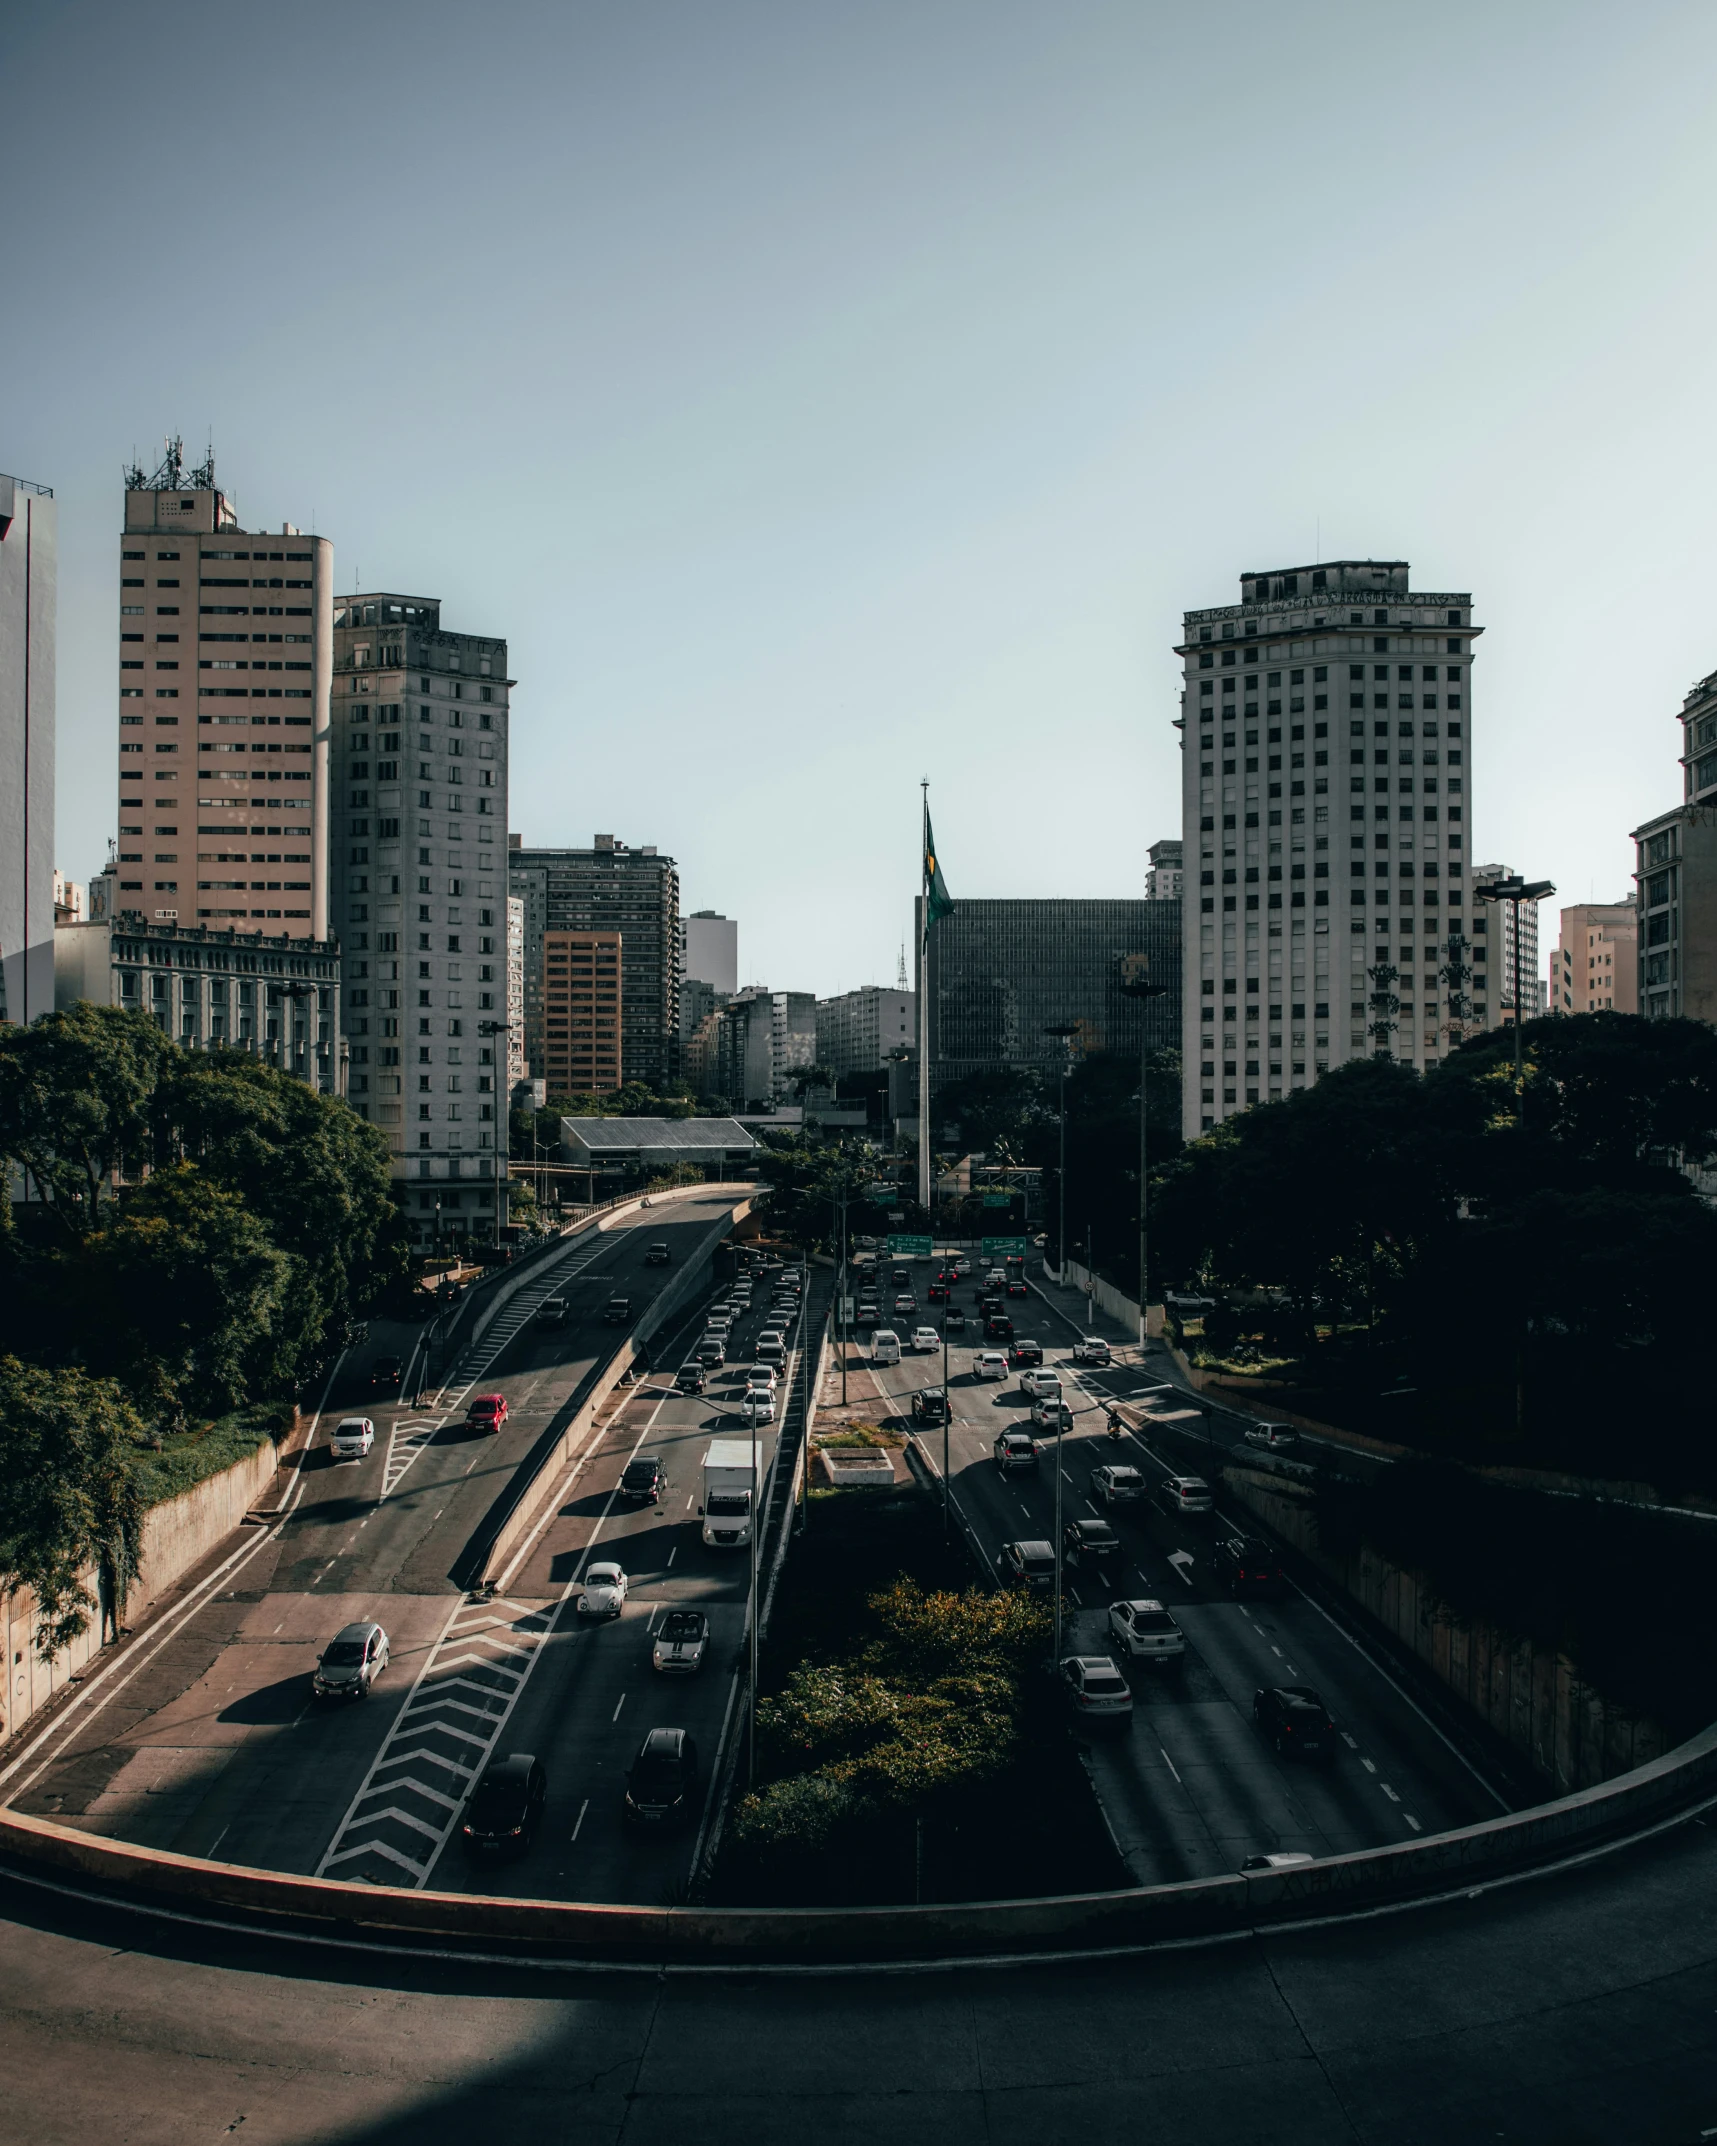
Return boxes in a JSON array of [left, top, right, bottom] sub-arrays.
[[1042, 1025, 1080, 1285], [1118, 973, 1169, 1350], [477, 1020, 518, 1245], [275, 978, 317, 1086]]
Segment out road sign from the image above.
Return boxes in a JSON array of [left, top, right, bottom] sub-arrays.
[[981, 1193, 1012, 1209], [980, 1236, 1029, 1259], [886, 1233, 933, 1258]]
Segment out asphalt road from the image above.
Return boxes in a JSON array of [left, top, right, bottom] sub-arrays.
[[846, 1260, 1508, 1882], [3, 1191, 749, 1887]]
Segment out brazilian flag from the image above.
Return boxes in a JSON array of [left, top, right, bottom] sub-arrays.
[[924, 813, 954, 926]]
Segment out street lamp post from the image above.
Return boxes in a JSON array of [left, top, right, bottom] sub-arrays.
[[1118, 974, 1169, 1349], [1042, 1025, 1079, 1283], [477, 1020, 518, 1245]]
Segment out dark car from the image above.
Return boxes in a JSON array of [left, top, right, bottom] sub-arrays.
[[1254, 1684, 1337, 1762], [675, 1362, 707, 1395], [1007, 1337, 1042, 1368], [1215, 1534, 1286, 1597], [644, 1243, 671, 1266], [460, 1752, 547, 1857], [928, 1278, 949, 1302], [890, 1266, 910, 1287], [1006, 1278, 1028, 1297], [910, 1387, 949, 1425], [985, 1314, 1015, 1343], [979, 1292, 1003, 1319], [368, 1355, 404, 1391], [603, 1296, 632, 1325], [944, 1307, 967, 1332], [620, 1456, 664, 1504], [624, 1727, 701, 1827], [1062, 1517, 1123, 1570]]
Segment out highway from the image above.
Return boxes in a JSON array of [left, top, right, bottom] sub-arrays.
[[844, 1259, 1510, 1880], [3, 1190, 761, 1895]]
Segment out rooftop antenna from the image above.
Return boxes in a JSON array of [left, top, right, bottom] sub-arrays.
[[897, 941, 908, 990]]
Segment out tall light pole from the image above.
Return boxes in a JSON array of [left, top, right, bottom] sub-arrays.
[[478, 1019, 518, 1242], [1042, 1025, 1079, 1282], [1119, 973, 1169, 1348]]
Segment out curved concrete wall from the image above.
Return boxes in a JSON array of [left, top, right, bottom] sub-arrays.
[[4, 1718, 1714, 1965]]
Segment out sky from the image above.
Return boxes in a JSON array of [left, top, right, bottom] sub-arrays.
[[7, 0, 1717, 996]]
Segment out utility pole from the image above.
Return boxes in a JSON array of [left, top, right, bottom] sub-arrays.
[[1119, 971, 1168, 1349]]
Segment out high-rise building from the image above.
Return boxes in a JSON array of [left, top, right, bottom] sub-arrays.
[[1630, 663, 1717, 1027], [1474, 864, 1543, 1027], [1178, 560, 1480, 1136], [509, 836, 680, 1091], [117, 443, 332, 943], [1550, 901, 1637, 1016], [329, 590, 511, 1246], [816, 985, 916, 1075], [920, 898, 1179, 1093], [1145, 838, 1183, 902], [505, 895, 526, 1088], [0, 472, 56, 1028], [541, 928, 623, 1093], [682, 909, 737, 995], [694, 985, 815, 1108]]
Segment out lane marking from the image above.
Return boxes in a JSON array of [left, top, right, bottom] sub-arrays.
[[1405, 1813, 1422, 1831], [571, 1799, 589, 1841], [1380, 1783, 1401, 1803], [612, 1693, 628, 1722], [1158, 1744, 1182, 1784], [1362, 1757, 1377, 1774]]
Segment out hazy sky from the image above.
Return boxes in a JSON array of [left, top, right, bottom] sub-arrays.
[[7, 0, 1717, 994]]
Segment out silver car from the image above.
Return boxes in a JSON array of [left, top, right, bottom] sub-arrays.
[[652, 1608, 711, 1674], [313, 1621, 390, 1700]]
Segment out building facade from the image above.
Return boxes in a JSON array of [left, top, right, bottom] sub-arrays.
[[328, 590, 511, 1246], [116, 444, 332, 945], [691, 985, 815, 1108], [1633, 805, 1717, 1025], [542, 929, 622, 1093], [509, 836, 680, 1093], [506, 895, 526, 1087], [1474, 864, 1544, 1025], [681, 909, 737, 996], [1145, 838, 1183, 902], [921, 897, 1179, 1095], [1178, 559, 1480, 1137], [1550, 900, 1637, 1016], [56, 914, 340, 1089], [1, 473, 56, 1028], [816, 985, 916, 1075]]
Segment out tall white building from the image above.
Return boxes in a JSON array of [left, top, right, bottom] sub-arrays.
[[1475, 864, 1544, 1027], [116, 443, 332, 943], [1145, 838, 1182, 902], [815, 984, 915, 1075], [1179, 560, 1480, 1138], [681, 909, 737, 995]]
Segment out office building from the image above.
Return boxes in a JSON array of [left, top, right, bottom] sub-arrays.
[[920, 898, 1179, 1095], [1178, 559, 1481, 1137], [679, 975, 723, 1044], [1, 472, 56, 1029], [542, 929, 622, 1094], [329, 590, 511, 1246], [1474, 864, 1543, 1026], [1550, 901, 1637, 1016], [509, 836, 680, 1091], [116, 442, 332, 943], [1145, 838, 1183, 902], [506, 896, 526, 1087], [1630, 663, 1717, 1027], [56, 914, 340, 1087], [682, 909, 737, 995], [691, 985, 815, 1108], [816, 985, 916, 1075]]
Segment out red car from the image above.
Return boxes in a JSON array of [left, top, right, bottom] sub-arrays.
[[466, 1393, 508, 1435]]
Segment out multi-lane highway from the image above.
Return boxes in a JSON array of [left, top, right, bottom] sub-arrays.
[[3, 1189, 799, 1901], [844, 1258, 1510, 1880]]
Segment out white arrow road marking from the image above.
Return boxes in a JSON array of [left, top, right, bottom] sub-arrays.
[[1167, 1550, 1196, 1587]]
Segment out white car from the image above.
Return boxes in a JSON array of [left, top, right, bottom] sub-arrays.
[[576, 1562, 628, 1618], [1244, 1423, 1299, 1452], [910, 1326, 940, 1353], [1072, 1336, 1111, 1366], [1018, 1367, 1062, 1402], [1157, 1475, 1213, 1517], [329, 1416, 375, 1460], [742, 1387, 775, 1423], [974, 1349, 1008, 1381], [1107, 1598, 1186, 1664], [652, 1608, 710, 1674]]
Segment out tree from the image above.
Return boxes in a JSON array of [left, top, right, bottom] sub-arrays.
[[0, 1004, 172, 1238], [0, 1356, 148, 1655], [750, 1135, 879, 1248]]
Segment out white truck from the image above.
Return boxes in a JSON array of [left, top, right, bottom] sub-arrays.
[[699, 1438, 759, 1549]]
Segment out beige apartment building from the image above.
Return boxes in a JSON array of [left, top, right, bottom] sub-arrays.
[[543, 930, 623, 1094], [116, 443, 331, 940], [1550, 901, 1637, 1016]]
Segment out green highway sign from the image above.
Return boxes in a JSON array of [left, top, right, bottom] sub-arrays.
[[981, 1193, 1013, 1208], [886, 1233, 933, 1259], [981, 1236, 1029, 1258]]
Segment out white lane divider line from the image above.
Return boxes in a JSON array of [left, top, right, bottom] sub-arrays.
[[572, 1799, 589, 1841], [612, 1693, 628, 1722], [1271, 1644, 1284, 1658], [1380, 1782, 1401, 1803], [1158, 1744, 1182, 1785], [1404, 1813, 1422, 1831], [1361, 1757, 1377, 1774]]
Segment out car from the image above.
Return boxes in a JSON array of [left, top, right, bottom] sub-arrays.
[[1008, 1337, 1043, 1368], [1214, 1534, 1286, 1597], [944, 1307, 967, 1332], [696, 1338, 726, 1367], [1017, 1364, 1059, 1399], [742, 1387, 775, 1423], [459, 1752, 547, 1857], [985, 1269, 1006, 1289], [1090, 1463, 1145, 1508], [892, 1292, 917, 1315], [1253, 1684, 1337, 1762], [1007, 1278, 1028, 1297], [999, 1539, 1057, 1590], [1165, 1291, 1217, 1314], [754, 1333, 784, 1363], [1059, 1655, 1133, 1722], [603, 1296, 633, 1325], [911, 1387, 949, 1425], [1072, 1336, 1111, 1366], [624, 1726, 700, 1826], [984, 1314, 1015, 1343], [927, 1279, 948, 1303], [1062, 1517, 1123, 1570], [951, 1256, 972, 1277], [368, 1355, 404, 1391], [652, 1609, 711, 1674], [620, 1457, 664, 1504], [576, 1562, 628, 1618], [644, 1243, 671, 1266], [1107, 1598, 1185, 1664], [910, 1326, 941, 1353], [675, 1363, 707, 1395], [1243, 1422, 1299, 1452], [705, 1309, 734, 1332], [535, 1296, 570, 1328], [872, 1328, 902, 1366], [466, 1392, 508, 1435], [975, 1348, 1008, 1381], [993, 1428, 1038, 1472], [748, 1364, 779, 1392], [1031, 1397, 1075, 1433], [1157, 1474, 1213, 1517], [1241, 1851, 1315, 1873], [855, 1302, 879, 1327], [329, 1416, 375, 1460], [313, 1620, 391, 1700], [889, 1266, 910, 1287], [979, 1292, 1003, 1318]]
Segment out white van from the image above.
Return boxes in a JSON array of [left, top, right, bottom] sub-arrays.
[[872, 1328, 902, 1366]]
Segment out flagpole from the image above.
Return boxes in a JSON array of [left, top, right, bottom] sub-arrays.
[[918, 779, 931, 1217]]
